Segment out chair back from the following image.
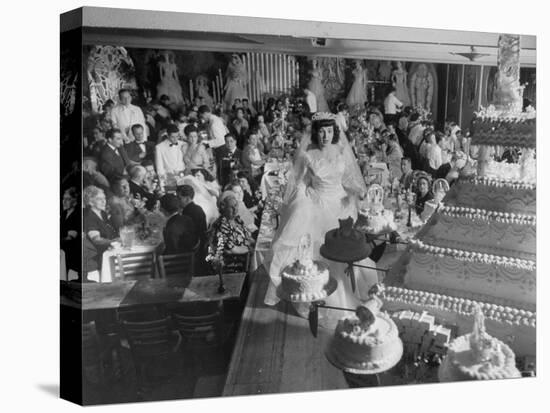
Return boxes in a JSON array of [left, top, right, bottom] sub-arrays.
[[222, 251, 250, 275], [171, 302, 223, 348], [110, 252, 156, 281], [157, 242, 199, 282], [82, 321, 101, 367], [121, 317, 175, 359]]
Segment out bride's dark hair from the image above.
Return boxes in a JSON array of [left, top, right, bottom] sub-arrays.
[[310, 118, 340, 145]]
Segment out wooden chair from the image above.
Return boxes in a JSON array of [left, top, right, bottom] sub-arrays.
[[170, 301, 226, 375], [82, 321, 116, 389], [110, 252, 156, 281], [157, 241, 200, 282], [121, 317, 182, 396]]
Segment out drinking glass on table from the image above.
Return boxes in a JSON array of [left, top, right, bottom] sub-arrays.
[[120, 226, 136, 250]]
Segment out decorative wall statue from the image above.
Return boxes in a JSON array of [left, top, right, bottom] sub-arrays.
[[377, 60, 393, 82], [195, 74, 214, 107], [86, 45, 137, 113], [308, 58, 329, 112], [321, 57, 345, 103], [409, 63, 434, 111], [61, 49, 78, 117], [465, 66, 477, 107], [156, 50, 184, 104], [391, 61, 410, 107], [346, 60, 368, 109], [493, 34, 522, 110], [223, 54, 248, 109]]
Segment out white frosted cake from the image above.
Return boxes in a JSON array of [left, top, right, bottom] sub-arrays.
[[404, 239, 536, 311], [438, 306, 521, 381], [330, 313, 403, 371], [356, 204, 397, 234], [280, 258, 330, 301], [383, 286, 536, 358], [327, 287, 403, 373], [444, 178, 536, 216], [416, 205, 536, 261]]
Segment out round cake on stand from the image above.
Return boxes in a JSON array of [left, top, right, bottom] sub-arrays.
[[277, 234, 338, 303], [325, 284, 403, 387]]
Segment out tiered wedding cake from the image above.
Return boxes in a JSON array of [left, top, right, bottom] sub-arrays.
[[384, 36, 536, 370]]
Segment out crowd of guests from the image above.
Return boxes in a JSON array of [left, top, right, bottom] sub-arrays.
[[63, 87, 311, 281], [62, 83, 518, 281]]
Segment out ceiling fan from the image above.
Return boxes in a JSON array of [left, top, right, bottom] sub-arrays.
[[450, 46, 490, 61]]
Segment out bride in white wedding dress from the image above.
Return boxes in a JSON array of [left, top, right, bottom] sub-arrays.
[[264, 113, 379, 325]]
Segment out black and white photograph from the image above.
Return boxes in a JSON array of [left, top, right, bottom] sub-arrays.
[[5, 1, 548, 412], [57, 3, 540, 406]]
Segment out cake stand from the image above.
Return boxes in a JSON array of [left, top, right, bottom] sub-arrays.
[[325, 338, 404, 387], [320, 245, 373, 293]]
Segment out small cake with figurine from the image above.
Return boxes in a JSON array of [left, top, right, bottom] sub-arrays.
[[321, 217, 371, 262], [438, 304, 521, 382], [280, 234, 332, 301], [356, 184, 397, 234], [326, 284, 404, 372]]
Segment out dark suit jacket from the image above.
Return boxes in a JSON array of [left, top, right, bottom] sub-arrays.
[[124, 141, 155, 164], [181, 202, 207, 244], [61, 209, 81, 272], [99, 145, 131, 184], [129, 180, 157, 210], [215, 146, 243, 185], [163, 214, 199, 255]]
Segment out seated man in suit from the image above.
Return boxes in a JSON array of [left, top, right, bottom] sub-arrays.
[[177, 185, 207, 247], [124, 124, 155, 164], [159, 194, 198, 255], [128, 164, 158, 210], [215, 133, 242, 188], [99, 128, 133, 184]]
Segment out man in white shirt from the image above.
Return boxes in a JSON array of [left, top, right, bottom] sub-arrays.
[[155, 124, 186, 178], [110, 89, 148, 143], [198, 105, 228, 150], [384, 88, 403, 124], [304, 88, 317, 113]]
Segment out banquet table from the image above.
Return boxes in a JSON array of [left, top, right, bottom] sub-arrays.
[[222, 268, 443, 396], [60, 273, 246, 311], [223, 268, 349, 395]]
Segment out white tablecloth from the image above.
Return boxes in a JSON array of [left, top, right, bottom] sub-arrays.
[[60, 250, 67, 281], [100, 243, 160, 283]]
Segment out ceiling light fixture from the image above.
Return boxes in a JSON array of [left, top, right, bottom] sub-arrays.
[[450, 46, 490, 61]]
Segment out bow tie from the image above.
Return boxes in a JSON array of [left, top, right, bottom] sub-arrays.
[[170, 142, 179, 147]]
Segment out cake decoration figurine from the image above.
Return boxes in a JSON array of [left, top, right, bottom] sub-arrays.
[[325, 282, 403, 376], [438, 303, 522, 381], [278, 234, 335, 302], [356, 184, 397, 234]]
